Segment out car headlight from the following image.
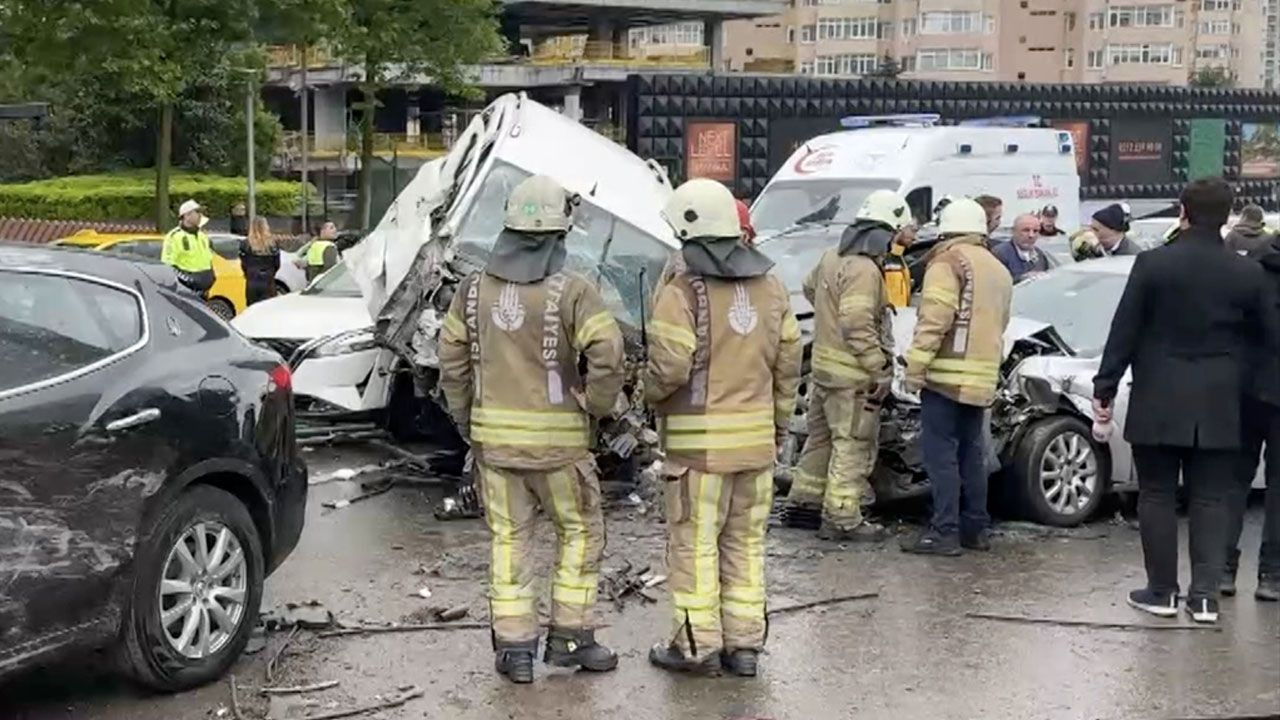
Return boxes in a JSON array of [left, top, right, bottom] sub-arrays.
[[309, 328, 378, 358]]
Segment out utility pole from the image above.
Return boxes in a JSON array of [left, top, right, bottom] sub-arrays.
[[300, 46, 310, 233], [247, 75, 257, 226]]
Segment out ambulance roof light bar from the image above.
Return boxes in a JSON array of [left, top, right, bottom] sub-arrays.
[[959, 115, 1044, 128], [840, 113, 941, 129]]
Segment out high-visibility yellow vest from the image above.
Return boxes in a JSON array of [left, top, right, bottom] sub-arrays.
[[306, 240, 336, 266], [160, 227, 214, 273], [883, 244, 911, 308]]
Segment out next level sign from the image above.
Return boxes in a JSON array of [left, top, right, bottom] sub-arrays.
[[685, 121, 737, 184]]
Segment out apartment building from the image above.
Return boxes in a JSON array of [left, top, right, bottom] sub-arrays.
[[716, 0, 1275, 87]]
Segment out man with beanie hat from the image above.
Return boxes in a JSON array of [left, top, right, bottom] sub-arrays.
[[1071, 203, 1140, 261]]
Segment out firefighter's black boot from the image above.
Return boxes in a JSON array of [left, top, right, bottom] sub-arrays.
[[495, 641, 537, 684], [781, 503, 821, 530], [817, 520, 888, 543], [648, 644, 721, 676], [543, 629, 618, 672], [720, 649, 759, 677]]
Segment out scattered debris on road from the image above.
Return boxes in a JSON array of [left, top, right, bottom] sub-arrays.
[[965, 611, 1224, 632], [261, 601, 336, 631], [266, 626, 301, 685], [768, 592, 880, 618], [260, 680, 341, 696], [228, 676, 248, 720], [599, 560, 663, 610], [298, 685, 424, 720], [318, 621, 489, 639], [322, 480, 396, 510]]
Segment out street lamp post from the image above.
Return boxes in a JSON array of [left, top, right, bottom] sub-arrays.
[[246, 75, 256, 227]]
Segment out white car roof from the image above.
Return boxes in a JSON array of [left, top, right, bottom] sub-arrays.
[[1056, 255, 1136, 276]]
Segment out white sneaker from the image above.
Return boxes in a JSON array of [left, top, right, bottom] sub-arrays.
[[1184, 597, 1219, 624]]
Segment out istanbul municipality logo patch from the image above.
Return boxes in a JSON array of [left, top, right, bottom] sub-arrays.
[[491, 282, 526, 332], [727, 283, 758, 336]]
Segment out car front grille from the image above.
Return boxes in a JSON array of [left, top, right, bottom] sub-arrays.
[[260, 338, 304, 361]]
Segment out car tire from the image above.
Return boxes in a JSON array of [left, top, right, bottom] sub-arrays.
[[118, 485, 264, 692], [1010, 416, 1108, 528], [207, 298, 236, 320]]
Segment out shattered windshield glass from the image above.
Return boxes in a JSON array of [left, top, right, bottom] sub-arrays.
[[752, 179, 897, 234], [1011, 268, 1129, 357], [451, 160, 668, 329]]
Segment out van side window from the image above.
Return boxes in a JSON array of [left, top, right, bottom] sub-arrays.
[[905, 187, 932, 226]]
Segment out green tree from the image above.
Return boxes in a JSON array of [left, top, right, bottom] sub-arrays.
[[1, 0, 256, 229], [326, 0, 504, 228], [870, 54, 903, 79], [1190, 65, 1234, 88]]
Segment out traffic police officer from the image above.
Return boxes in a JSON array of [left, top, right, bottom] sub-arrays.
[[297, 220, 340, 282], [438, 175, 625, 684], [162, 199, 215, 293], [784, 190, 909, 541], [646, 178, 803, 677]]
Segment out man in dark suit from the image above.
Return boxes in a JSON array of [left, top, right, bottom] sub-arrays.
[[1093, 178, 1278, 625]]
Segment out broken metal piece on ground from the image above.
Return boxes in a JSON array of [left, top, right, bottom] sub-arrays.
[[260, 680, 341, 696], [767, 592, 880, 618], [965, 611, 1224, 632], [296, 685, 425, 720]]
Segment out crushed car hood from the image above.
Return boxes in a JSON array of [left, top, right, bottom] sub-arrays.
[[231, 293, 371, 340]]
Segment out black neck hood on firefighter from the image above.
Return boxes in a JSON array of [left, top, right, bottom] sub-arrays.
[[680, 236, 775, 279], [485, 229, 568, 283], [837, 220, 894, 258]]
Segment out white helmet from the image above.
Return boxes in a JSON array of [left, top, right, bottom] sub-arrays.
[[504, 175, 572, 233], [662, 178, 740, 242], [937, 198, 989, 237], [856, 190, 911, 230]]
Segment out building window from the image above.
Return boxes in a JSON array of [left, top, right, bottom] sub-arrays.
[[901, 18, 917, 36], [919, 11, 991, 35], [814, 53, 879, 76], [800, 25, 815, 43], [1088, 12, 1104, 30], [817, 17, 880, 41], [1200, 0, 1240, 9], [1065, 11, 1077, 31], [900, 55, 917, 72], [1065, 47, 1076, 68], [1106, 42, 1180, 65], [1199, 19, 1232, 34], [787, 26, 796, 43], [1087, 49, 1104, 69], [799, 61, 814, 75], [1196, 44, 1232, 60], [916, 48, 994, 71], [878, 21, 894, 39], [1108, 5, 1176, 29]]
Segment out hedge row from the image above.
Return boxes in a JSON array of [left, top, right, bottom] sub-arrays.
[[0, 170, 311, 221]]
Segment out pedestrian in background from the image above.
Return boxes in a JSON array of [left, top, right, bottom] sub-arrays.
[[901, 198, 1012, 556], [1224, 223, 1280, 601], [295, 220, 340, 281], [1226, 204, 1274, 256], [162, 199, 215, 295], [1038, 205, 1066, 237], [993, 214, 1050, 283], [974, 194, 1003, 234], [239, 216, 280, 306], [1092, 178, 1278, 624], [229, 202, 248, 236], [1071, 204, 1140, 260]]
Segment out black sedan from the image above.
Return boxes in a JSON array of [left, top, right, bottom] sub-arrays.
[[0, 243, 307, 691]]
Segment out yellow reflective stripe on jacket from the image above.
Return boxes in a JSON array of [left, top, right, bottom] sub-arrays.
[[471, 427, 589, 447], [812, 344, 871, 380], [838, 294, 874, 313], [905, 347, 936, 366], [650, 319, 696, 351], [664, 428, 775, 451], [781, 314, 800, 343], [574, 311, 615, 349], [922, 285, 959, 309], [925, 357, 1001, 388], [442, 312, 466, 340]]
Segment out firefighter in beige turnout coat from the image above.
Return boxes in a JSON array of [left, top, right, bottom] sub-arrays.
[[645, 179, 803, 677], [439, 175, 625, 684]]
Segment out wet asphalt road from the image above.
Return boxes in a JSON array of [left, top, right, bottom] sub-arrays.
[[5, 444, 1279, 720]]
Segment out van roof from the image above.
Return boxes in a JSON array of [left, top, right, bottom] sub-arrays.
[[770, 125, 1074, 184]]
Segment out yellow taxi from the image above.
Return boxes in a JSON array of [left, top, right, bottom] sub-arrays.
[[52, 230, 247, 318]]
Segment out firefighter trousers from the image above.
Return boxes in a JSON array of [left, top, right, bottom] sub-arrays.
[[476, 459, 605, 645], [788, 385, 879, 529], [664, 465, 773, 660]]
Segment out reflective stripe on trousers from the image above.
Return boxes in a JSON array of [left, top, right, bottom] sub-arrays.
[[477, 460, 605, 643], [788, 385, 877, 528], [664, 466, 773, 659]]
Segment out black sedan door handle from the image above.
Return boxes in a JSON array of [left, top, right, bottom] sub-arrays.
[[105, 408, 161, 432]]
